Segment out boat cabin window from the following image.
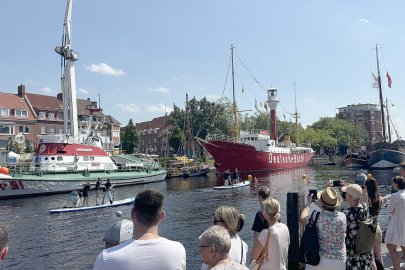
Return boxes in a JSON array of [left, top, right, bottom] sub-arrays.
[[57, 156, 63, 161], [83, 156, 89, 161], [89, 156, 94, 161], [44, 157, 49, 161], [51, 157, 55, 160]]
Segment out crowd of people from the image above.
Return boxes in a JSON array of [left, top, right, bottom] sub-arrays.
[[90, 166, 405, 270]]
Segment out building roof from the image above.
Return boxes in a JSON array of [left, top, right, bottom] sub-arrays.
[[26, 93, 63, 112], [104, 115, 121, 125], [76, 98, 104, 117], [136, 115, 170, 131], [0, 93, 36, 120]]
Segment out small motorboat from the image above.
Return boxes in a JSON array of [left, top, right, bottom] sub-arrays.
[[50, 197, 135, 214], [214, 180, 251, 190]]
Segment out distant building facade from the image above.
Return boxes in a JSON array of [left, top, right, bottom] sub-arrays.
[[0, 84, 121, 152], [336, 103, 382, 144], [136, 115, 171, 156]]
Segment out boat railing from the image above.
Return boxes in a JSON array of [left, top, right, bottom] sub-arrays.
[[4, 160, 163, 176], [206, 134, 239, 143]]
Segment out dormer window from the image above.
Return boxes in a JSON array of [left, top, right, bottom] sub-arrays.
[[15, 109, 28, 117], [0, 108, 8, 116], [39, 111, 46, 119], [48, 112, 55, 120], [57, 113, 63, 120]]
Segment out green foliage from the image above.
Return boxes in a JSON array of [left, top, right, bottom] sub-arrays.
[[121, 119, 140, 154], [169, 97, 233, 154]]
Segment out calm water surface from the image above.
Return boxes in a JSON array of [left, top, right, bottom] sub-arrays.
[[0, 165, 395, 269]]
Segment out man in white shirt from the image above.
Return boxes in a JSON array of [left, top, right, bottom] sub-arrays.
[[93, 189, 186, 270]]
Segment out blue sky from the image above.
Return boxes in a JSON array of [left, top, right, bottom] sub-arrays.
[[1, 0, 405, 139]]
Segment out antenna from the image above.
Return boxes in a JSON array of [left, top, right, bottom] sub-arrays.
[[292, 82, 301, 144]]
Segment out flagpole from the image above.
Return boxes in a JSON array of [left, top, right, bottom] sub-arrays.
[[375, 44, 386, 142]]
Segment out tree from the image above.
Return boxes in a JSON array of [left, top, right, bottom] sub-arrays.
[[120, 119, 139, 154]]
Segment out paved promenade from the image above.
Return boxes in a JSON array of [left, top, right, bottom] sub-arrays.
[[382, 245, 404, 269]]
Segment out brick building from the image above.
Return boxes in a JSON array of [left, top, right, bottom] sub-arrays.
[[336, 103, 382, 144], [0, 84, 121, 152], [136, 115, 171, 156]]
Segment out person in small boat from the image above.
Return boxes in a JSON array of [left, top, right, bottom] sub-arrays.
[[95, 178, 102, 206], [102, 179, 114, 205], [232, 169, 240, 185], [223, 169, 230, 186], [82, 182, 91, 207], [70, 190, 83, 207]]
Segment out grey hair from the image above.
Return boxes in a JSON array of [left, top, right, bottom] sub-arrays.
[[200, 225, 231, 256]]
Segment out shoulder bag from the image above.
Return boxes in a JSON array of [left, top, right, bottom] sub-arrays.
[[249, 228, 271, 270], [298, 210, 321, 266]]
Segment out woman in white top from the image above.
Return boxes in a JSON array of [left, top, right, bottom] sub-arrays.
[[385, 176, 405, 270], [251, 197, 290, 270], [201, 206, 248, 270]]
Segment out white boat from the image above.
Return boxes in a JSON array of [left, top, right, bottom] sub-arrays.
[[49, 197, 135, 214], [214, 180, 251, 190]]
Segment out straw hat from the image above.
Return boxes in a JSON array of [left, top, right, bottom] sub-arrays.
[[317, 187, 339, 208]]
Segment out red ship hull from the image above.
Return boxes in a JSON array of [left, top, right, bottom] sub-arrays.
[[201, 140, 315, 173]]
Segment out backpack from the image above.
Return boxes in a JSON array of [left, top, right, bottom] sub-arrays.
[[299, 210, 321, 266], [355, 215, 377, 254]]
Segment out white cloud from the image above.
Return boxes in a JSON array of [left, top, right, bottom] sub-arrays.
[[86, 63, 125, 76], [78, 88, 90, 95], [148, 86, 170, 93], [117, 103, 141, 113], [145, 103, 173, 113], [41, 87, 53, 93], [357, 18, 370, 25]]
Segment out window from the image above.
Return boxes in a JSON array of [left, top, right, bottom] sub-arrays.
[[89, 156, 94, 161], [57, 156, 63, 161], [57, 113, 63, 120], [83, 156, 89, 161], [48, 112, 55, 120], [49, 127, 55, 134], [0, 124, 14, 135], [18, 125, 29, 134], [0, 108, 8, 116], [58, 127, 63, 134], [15, 109, 28, 117], [39, 111, 46, 119], [153, 138, 157, 143], [40, 126, 47, 135]]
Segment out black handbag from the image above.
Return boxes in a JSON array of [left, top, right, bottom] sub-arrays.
[[299, 210, 321, 266]]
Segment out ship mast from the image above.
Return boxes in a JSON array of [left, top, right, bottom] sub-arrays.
[[292, 82, 300, 145], [386, 98, 392, 143], [375, 44, 386, 142], [230, 44, 239, 141], [55, 0, 79, 139]]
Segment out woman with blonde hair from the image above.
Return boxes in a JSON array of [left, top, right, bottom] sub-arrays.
[[201, 206, 248, 270], [251, 197, 290, 270]]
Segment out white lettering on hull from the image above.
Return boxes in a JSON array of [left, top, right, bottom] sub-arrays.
[[268, 153, 306, 164]]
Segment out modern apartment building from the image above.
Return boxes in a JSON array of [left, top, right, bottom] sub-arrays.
[[336, 103, 382, 144]]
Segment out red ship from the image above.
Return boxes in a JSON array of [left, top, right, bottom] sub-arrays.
[[197, 86, 315, 174]]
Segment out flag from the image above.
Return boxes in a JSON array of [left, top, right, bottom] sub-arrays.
[[387, 72, 392, 88], [372, 73, 379, 88]]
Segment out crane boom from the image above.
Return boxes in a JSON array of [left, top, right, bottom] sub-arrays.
[[55, 0, 79, 139]]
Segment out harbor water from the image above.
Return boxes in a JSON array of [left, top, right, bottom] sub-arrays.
[[0, 166, 395, 269]]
